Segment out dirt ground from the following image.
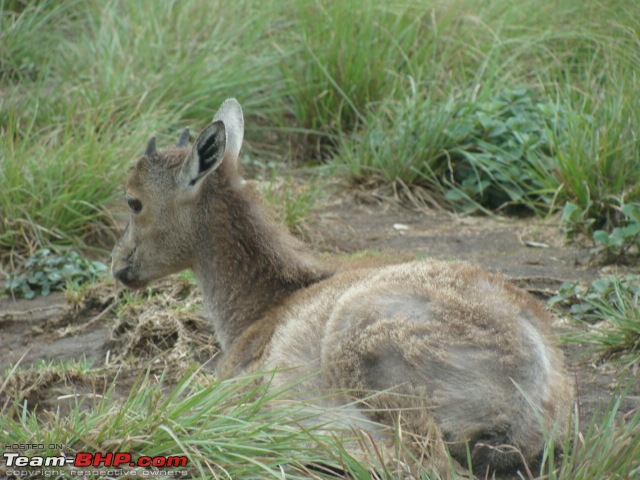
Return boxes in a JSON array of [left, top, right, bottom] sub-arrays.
[[1, 188, 639, 447]]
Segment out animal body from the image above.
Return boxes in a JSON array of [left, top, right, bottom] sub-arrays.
[[111, 99, 573, 474]]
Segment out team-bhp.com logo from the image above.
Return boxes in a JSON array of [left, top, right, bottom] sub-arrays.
[[3, 449, 188, 477]]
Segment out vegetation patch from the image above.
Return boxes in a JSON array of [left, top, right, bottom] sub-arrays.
[[443, 87, 562, 213], [2, 0, 640, 256], [563, 202, 640, 263], [2, 363, 639, 479], [4, 248, 107, 299], [334, 87, 564, 213], [551, 276, 640, 368], [545, 386, 640, 480]]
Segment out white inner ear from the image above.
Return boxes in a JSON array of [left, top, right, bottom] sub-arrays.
[[178, 149, 204, 188], [213, 98, 244, 160]]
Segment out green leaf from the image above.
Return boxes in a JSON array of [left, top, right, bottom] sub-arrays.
[[622, 203, 640, 224], [570, 303, 593, 315], [487, 124, 508, 138], [562, 202, 582, 223], [593, 230, 612, 245], [591, 278, 615, 295], [22, 284, 35, 299], [48, 271, 63, 282], [619, 223, 640, 237]]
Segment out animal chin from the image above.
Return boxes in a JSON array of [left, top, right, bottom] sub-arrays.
[[120, 278, 149, 290]]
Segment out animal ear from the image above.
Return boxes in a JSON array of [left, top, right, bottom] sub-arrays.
[[178, 121, 226, 188], [211, 98, 244, 169], [177, 98, 244, 189]]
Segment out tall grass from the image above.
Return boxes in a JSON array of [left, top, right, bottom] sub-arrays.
[[1, 0, 287, 256], [0, 104, 167, 252], [552, 82, 640, 230], [333, 92, 455, 187], [2, 0, 640, 256], [326, 0, 640, 216], [278, 1, 441, 151], [334, 86, 564, 213]]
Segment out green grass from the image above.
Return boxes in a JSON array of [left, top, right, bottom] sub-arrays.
[[277, 1, 441, 154], [1, 366, 638, 479], [333, 92, 455, 188], [552, 84, 640, 231], [333, 87, 564, 213], [2, 0, 640, 259], [0, 0, 287, 256], [551, 276, 640, 369], [262, 168, 323, 235], [0, 368, 441, 479], [542, 383, 640, 479], [324, 0, 640, 217]]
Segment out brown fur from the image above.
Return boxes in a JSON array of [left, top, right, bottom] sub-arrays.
[[111, 99, 573, 474]]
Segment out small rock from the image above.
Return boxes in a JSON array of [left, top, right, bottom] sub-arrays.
[[393, 223, 410, 231]]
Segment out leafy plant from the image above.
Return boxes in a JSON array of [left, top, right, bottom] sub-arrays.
[[591, 203, 640, 261], [4, 248, 108, 299], [336, 87, 565, 213], [561, 201, 595, 239], [443, 87, 562, 213], [561, 202, 640, 261]]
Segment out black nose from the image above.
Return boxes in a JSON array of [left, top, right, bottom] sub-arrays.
[[114, 267, 133, 286]]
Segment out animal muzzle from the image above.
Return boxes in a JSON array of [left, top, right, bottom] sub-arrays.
[[112, 265, 145, 289]]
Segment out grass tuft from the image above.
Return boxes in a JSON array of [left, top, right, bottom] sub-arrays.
[[551, 276, 640, 368], [541, 383, 640, 479]]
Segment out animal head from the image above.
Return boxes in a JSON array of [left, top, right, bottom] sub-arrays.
[[111, 99, 244, 288]]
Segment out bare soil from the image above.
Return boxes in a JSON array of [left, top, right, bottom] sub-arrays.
[[1, 188, 639, 441]]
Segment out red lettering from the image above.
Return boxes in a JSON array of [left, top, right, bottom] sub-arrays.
[[74, 452, 188, 469], [166, 456, 188, 467], [113, 452, 132, 467], [92, 452, 112, 467], [74, 452, 92, 467]]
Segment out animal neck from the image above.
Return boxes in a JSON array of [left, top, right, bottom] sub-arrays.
[[192, 179, 330, 351]]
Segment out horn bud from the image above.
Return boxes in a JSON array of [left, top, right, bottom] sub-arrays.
[[176, 128, 190, 147], [145, 136, 157, 156]]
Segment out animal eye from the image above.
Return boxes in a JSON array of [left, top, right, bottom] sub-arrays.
[[127, 197, 142, 214]]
